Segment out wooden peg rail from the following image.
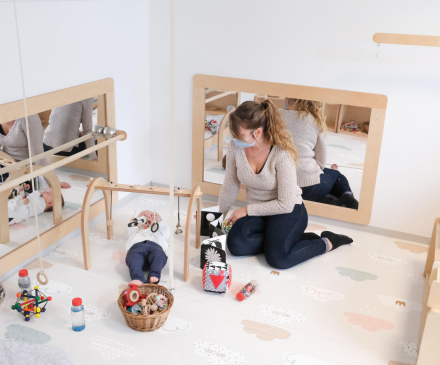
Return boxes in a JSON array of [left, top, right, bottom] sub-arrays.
[[373, 33, 440, 47], [81, 178, 203, 282]]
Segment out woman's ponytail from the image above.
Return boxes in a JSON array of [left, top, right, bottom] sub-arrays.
[[262, 100, 299, 165], [229, 99, 299, 166]]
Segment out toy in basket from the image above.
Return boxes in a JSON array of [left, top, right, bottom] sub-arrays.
[[200, 235, 227, 269], [203, 261, 232, 294], [118, 284, 174, 332]]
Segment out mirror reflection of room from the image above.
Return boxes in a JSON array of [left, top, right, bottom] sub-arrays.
[[204, 93, 370, 210], [0, 97, 104, 259]]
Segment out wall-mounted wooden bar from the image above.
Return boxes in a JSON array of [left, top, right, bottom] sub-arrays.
[[373, 33, 440, 47], [0, 133, 94, 176], [0, 130, 127, 195]]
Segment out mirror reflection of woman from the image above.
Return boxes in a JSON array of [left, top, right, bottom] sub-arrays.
[[0, 115, 48, 181], [0, 115, 71, 188], [279, 98, 358, 209], [219, 100, 352, 270], [43, 98, 97, 160]]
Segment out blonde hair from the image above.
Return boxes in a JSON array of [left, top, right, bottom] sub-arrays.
[[229, 100, 298, 165], [286, 98, 326, 134]]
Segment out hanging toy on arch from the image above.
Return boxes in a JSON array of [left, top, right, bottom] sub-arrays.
[[11, 286, 52, 322], [175, 187, 183, 235]]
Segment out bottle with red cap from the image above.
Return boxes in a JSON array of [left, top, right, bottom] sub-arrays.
[[71, 297, 85, 332], [236, 280, 259, 301], [18, 269, 31, 292]]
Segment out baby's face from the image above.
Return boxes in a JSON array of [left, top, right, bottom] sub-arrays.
[[41, 189, 54, 208]]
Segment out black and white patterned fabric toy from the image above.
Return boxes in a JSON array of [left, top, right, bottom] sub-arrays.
[[203, 261, 232, 294]]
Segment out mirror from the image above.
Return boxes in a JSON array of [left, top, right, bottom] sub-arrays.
[[0, 96, 106, 259], [193, 75, 387, 225]]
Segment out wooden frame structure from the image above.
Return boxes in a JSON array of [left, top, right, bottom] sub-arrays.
[[373, 33, 440, 47], [204, 90, 240, 161], [418, 218, 440, 365], [193, 74, 387, 225], [81, 180, 203, 282], [0, 78, 118, 277]]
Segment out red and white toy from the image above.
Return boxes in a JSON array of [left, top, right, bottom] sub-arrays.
[[123, 284, 147, 307], [203, 261, 232, 294]]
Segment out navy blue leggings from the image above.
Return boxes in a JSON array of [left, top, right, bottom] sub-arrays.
[[301, 168, 352, 202], [125, 241, 167, 283], [226, 203, 327, 270]]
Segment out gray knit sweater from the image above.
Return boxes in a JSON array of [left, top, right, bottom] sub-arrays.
[[279, 109, 326, 188], [44, 98, 97, 159], [0, 114, 48, 166], [219, 142, 303, 217]]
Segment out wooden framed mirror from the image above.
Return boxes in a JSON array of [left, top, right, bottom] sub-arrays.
[[192, 75, 387, 225], [0, 78, 118, 277]]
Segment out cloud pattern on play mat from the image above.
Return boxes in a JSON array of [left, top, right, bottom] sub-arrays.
[[260, 304, 305, 324], [0, 340, 74, 365], [328, 144, 352, 151], [194, 340, 244, 364], [242, 320, 290, 342], [159, 316, 193, 334], [48, 247, 78, 259], [0, 304, 13, 317], [368, 253, 407, 265], [35, 279, 73, 296], [306, 223, 327, 231], [407, 273, 425, 286], [90, 232, 122, 244], [284, 353, 332, 365], [24, 259, 53, 270], [90, 336, 139, 360], [10, 222, 28, 231], [336, 267, 378, 282], [399, 342, 419, 358], [112, 251, 126, 264], [66, 304, 111, 321], [394, 241, 428, 254], [300, 286, 343, 302], [5, 324, 51, 344], [63, 202, 82, 210], [344, 312, 394, 332]]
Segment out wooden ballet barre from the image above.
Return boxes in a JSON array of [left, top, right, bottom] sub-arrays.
[[205, 91, 237, 104], [0, 133, 94, 176], [373, 33, 440, 47], [0, 130, 127, 195], [81, 180, 203, 282]]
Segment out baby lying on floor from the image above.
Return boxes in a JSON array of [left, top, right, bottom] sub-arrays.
[[8, 178, 67, 225], [126, 210, 169, 286], [8, 188, 65, 225]]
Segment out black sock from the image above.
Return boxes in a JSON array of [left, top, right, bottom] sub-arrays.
[[340, 192, 359, 209], [300, 232, 321, 241], [318, 194, 339, 206], [321, 231, 353, 250]]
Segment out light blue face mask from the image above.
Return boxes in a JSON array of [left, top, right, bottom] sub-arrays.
[[233, 130, 256, 148]]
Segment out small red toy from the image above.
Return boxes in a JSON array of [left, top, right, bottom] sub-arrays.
[[123, 284, 147, 307]]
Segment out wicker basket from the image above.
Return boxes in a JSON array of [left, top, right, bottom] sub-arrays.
[[118, 284, 174, 332]]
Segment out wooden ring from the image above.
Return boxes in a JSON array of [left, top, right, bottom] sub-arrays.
[[129, 290, 139, 303], [37, 271, 49, 285]]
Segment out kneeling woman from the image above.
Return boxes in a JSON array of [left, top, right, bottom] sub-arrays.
[[219, 100, 352, 270], [279, 98, 358, 209]]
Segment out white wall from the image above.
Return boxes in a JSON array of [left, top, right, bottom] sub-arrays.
[[150, 0, 440, 237], [0, 0, 151, 193]]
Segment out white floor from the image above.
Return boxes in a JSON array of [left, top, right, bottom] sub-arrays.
[[0, 194, 425, 365]]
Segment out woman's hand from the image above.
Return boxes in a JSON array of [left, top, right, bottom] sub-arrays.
[[60, 182, 71, 189], [227, 207, 248, 226]]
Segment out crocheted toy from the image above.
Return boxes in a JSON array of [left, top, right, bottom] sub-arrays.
[[203, 261, 232, 294], [200, 236, 227, 269]]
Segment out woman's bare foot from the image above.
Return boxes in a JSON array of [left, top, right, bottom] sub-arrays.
[[129, 279, 143, 286], [149, 277, 159, 284]]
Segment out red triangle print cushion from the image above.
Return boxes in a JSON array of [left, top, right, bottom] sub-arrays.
[[210, 275, 224, 289]]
